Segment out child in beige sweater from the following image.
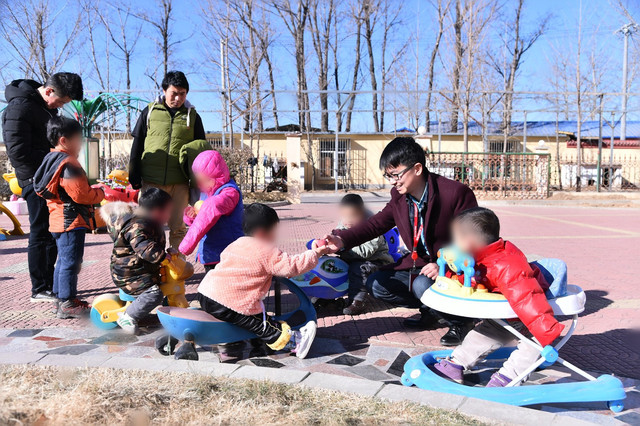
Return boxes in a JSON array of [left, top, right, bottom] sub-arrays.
[[198, 203, 330, 358]]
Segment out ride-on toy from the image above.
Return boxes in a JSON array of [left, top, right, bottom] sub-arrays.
[[90, 255, 193, 329], [155, 277, 317, 360], [401, 247, 626, 412], [0, 173, 25, 239]]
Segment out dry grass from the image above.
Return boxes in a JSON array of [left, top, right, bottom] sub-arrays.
[[244, 191, 289, 203], [0, 365, 485, 426]]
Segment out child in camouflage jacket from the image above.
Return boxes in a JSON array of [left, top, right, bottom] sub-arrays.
[[100, 188, 174, 334]]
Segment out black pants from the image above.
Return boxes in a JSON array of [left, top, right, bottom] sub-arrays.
[[22, 183, 57, 296], [197, 293, 283, 345], [366, 269, 470, 326], [204, 264, 217, 273]]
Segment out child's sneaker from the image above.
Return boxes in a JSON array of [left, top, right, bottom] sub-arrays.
[[486, 372, 512, 387], [56, 299, 90, 319], [117, 313, 138, 335], [31, 291, 57, 303], [343, 299, 366, 315], [287, 321, 317, 359], [430, 358, 464, 384]]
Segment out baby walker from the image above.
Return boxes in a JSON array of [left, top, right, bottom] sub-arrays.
[[155, 277, 317, 360], [90, 255, 192, 329], [401, 246, 626, 412]]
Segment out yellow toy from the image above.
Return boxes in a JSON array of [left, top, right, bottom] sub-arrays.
[[193, 200, 204, 214], [3, 172, 22, 196], [90, 254, 194, 329]]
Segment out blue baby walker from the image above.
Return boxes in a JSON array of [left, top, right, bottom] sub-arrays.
[[401, 247, 626, 412]]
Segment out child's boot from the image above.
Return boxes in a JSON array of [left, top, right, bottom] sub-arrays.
[[56, 298, 90, 319], [343, 299, 366, 315], [288, 321, 317, 359], [430, 358, 464, 384], [486, 372, 512, 387], [117, 313, 138, 335]]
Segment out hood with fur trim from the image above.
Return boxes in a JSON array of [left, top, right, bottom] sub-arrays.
[[192, 150, 231, 195], [100, 201, 137, 239]]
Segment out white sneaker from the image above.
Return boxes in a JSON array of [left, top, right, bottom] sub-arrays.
[[291, 321, 317, 359], [117, 313, 138, 335]]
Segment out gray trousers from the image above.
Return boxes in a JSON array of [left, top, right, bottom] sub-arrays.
[[125, 285, 164, 321], [451, 320, 541, 381]]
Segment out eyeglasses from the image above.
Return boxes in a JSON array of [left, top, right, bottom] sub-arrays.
[[383, 165, 415, 182]]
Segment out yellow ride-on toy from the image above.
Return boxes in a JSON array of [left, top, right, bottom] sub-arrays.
[[90, 255, 194, 329], [1, 173, 25, 238]]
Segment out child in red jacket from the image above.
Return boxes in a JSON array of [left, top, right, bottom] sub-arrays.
[[432, 207, 564, 387]]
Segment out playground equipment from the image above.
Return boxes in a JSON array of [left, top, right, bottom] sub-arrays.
[[401, 248, 626, 412], [294, 244, 349, 299], [90, 255, 192, 330], [95, 170, 140, 205], [155, 277, 317, 360], [383, 227, 404, 262], [0, 173, 25, 238]]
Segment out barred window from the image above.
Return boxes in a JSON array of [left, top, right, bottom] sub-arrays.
[[318, 139, 350, 178]]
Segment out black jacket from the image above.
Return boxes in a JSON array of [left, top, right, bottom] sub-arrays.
[[2, 79, 58, 187]]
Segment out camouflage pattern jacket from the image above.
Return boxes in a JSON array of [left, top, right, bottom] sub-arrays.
[[100, 202, 166, 294]]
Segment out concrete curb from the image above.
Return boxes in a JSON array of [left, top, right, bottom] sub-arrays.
[[0, 353, 615, 426]]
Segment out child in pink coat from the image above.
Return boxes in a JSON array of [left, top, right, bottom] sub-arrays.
[[198, 203, 330, 358], [178, 150, 243, 270]]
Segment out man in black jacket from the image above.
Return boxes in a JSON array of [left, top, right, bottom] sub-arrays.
[[3, 73, 83, 302]]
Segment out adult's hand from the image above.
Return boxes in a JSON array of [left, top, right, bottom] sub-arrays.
[[320, 234, 344, 253], [420, 263, 439, 280]]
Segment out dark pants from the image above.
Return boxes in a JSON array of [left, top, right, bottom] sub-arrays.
[[346, 260, 376, 301], [125, 285, 164, 321], [22, 183, 57, 296], [51, 229, 86, 301], [198, 293, 283, 345], [204, 264, 217, 273], [366, 269, 468, 326]]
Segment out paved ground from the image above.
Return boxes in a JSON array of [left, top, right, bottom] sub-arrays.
[[1, 200, 639, 423]]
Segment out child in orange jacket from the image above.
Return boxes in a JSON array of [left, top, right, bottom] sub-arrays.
[[33, 117, 107, 318], [197, 203, 330, 358]]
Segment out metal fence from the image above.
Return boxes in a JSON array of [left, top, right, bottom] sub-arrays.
[[427, 152, 551, 199], [550, 152, 639, 191]]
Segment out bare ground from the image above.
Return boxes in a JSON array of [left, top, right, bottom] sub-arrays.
[[0, 365, 485, 426]]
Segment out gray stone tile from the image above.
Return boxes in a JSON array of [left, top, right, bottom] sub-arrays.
[[365, 345, 402, 361], [101, 356, 178, 371], [0, 351, 46, 364], [36, 354, 112, 368], [8, 329, 43, 338], [458, 397, 559, 425], [301, 372, 384, 396], [348, 364, 393, 381], [543, 406, 625, 426], [39, 344, 99, 356], [386, 351, 411, 377], [377, 384, 466, 411], [327, 354, 364, 367], [231, 365, 309, 384]]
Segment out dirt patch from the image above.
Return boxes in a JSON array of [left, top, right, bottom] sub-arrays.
[[0, 365, 485, 425]]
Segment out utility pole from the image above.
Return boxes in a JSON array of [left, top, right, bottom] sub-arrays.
[[616, 23, 639, 142], [220, 39, 227, 148]]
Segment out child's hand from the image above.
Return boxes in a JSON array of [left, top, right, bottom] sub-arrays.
[[184, 206, 196, 219], [319, 234, 344, 253], [166, 248, 180, 262], [420, 263, 439, 280], [312, 239, 331, 256]]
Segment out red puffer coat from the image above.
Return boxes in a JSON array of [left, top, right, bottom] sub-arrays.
[[473, 239, 564, 347]]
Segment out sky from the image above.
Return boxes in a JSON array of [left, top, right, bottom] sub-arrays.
[[1, 0, 639, 133]]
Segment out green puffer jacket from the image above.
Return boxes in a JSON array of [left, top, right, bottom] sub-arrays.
[[336, 223, 395, 265], [179, 139, 212, 188], [141, 100, 196, 185]]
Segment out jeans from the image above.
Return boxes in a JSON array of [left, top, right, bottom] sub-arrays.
[[141, 182, 189, 249], [198, 293, 284, 345], [125, 285, 164, 321], [52, 229, 86, 301], [346, 261, 372, 301], [366, 269, 468, 326], [22, 183, 57, 295]]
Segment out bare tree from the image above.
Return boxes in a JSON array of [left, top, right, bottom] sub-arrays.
[[309, 0, 335, 132], [344, 0, 365, 132], [425, 0, 452, 132], [0, 0, 82, 82]]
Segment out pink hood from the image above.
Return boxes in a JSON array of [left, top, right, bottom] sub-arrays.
[[192, 150, 230, 195]]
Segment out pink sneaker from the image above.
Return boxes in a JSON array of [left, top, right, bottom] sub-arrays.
[[430, 358, 464, 383], [486, 372, 512, 387]]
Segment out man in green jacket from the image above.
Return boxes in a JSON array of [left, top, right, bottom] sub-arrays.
[[129, 71, 206, 249]]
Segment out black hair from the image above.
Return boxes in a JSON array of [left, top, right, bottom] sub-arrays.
[[243, 203, 280, 236], [340, 193, 365, 210], [46, 116, 82, 146], [454, 207, 501, 245], [379, 137, 426, 171], [161, 71, 189, 92], [138, 188, 173, 211], [44, 72, 83, 101]]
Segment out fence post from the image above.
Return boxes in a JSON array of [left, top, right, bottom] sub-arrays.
[[523, 111, 528, 152], [610, 112, 615, 191], [597, 95, 603, 192]]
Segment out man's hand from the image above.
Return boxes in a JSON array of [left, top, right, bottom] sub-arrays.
[[320, 234, 344, 253], [420, 263, 439, 280], [184, 206, 196, 219]]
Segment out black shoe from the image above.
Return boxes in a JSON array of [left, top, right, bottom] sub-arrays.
[[403, 309, 439, 329], [440, 324, 472, 347]]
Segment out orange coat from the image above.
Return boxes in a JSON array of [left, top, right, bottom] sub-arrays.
[[33, 148, 104, 232]]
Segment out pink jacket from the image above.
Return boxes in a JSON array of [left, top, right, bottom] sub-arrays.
[[179, 150, 240, 256], [198, 236, 319, 315]]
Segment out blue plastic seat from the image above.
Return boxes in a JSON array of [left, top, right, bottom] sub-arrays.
[[531, 258, 568, 298], [118, 289, 136, 302]]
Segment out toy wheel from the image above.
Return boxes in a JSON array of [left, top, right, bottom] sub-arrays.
[[155, 334, 179, 356], [90, 294, 124, 329], [400, 373, 412, 387], [608, 400, 624, 413]]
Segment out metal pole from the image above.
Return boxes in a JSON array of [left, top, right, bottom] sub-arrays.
[[523, 111, 527, 152], [621, 28, 629, 142], [220, 40, 227, 148], [596, 95, 603, 192], [610, 112, 615, 191], [437, 112, 442, 152], [334, 125, 339, 193]]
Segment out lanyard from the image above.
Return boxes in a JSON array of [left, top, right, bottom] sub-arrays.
[[410, 202, 423, 266]]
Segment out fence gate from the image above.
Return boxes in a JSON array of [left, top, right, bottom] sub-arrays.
[[427, 152, 551, 199]]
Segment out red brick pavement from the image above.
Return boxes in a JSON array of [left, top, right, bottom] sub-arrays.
[[1, 202, 639, 378]]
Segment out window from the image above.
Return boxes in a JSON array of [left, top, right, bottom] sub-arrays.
[[318, 139, 350, 178], [488, 139, 519, 153]]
